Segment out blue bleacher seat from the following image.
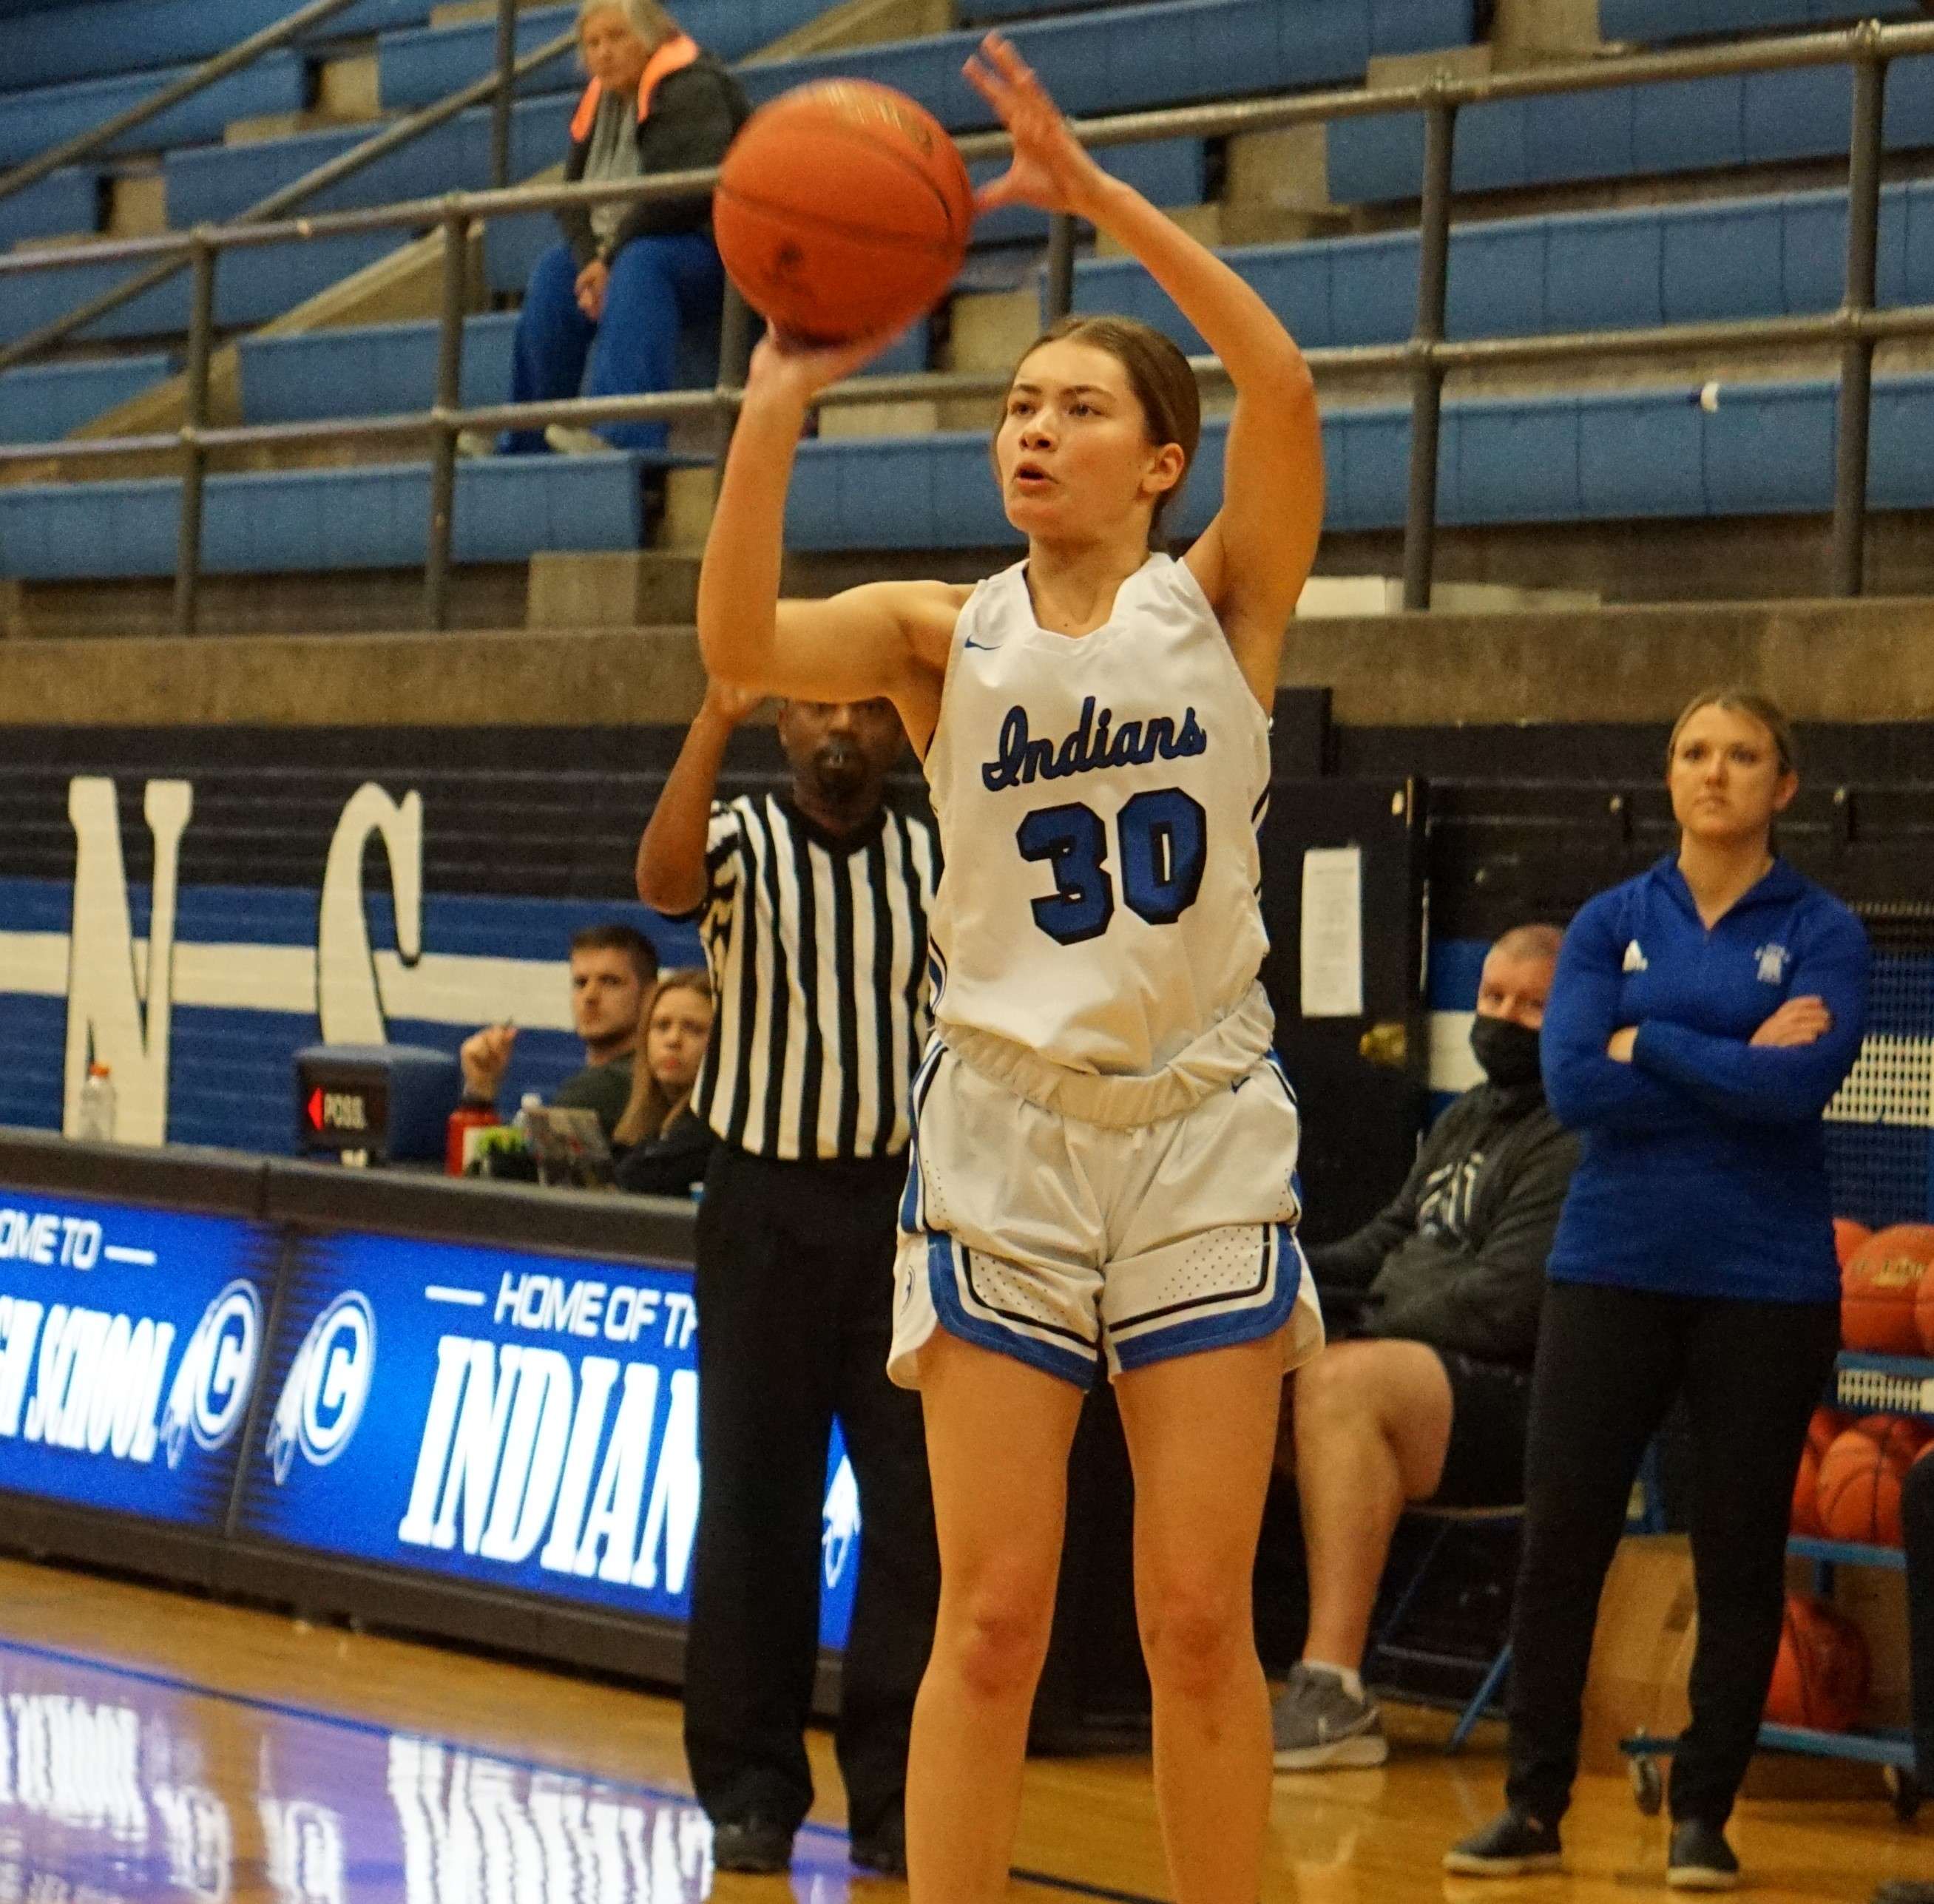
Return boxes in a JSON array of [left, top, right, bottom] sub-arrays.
[[740, 0, 1476, 132], [1600, 1, 1918, 47], [0, 166, 95, 248], [0, 355, 174, 441], [0, 52, 305, 168], [1069, 180, 1934, 355], [0, 0, 431, 93], [0, 231, 400, 345], [1329, 52, 1934, 203], [768, 371, 1934, 552], [973, 136, 1207, 243], [376, 0, 834, 112], [0, 453, 644, 579]]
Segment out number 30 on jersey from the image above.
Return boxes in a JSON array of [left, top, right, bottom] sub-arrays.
[[1017, 787, 1208, 946]]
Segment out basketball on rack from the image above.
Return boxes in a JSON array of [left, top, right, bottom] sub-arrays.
[[1835, 1216, 1872, 1270], [713, 80, 975, 344], [1815, 1416, 1927, 1547], [1764, 1592, 1870, 1732], [1842, 1224, 1934, 1354], [1790, 1407, 1847, 1537]]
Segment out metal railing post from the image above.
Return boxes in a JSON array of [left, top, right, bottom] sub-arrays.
[[423, 206, 471, 630], [490, 0, 518, 192], [1830, 25, 1887, 597], [1044, 212, 1077, 323], [172, 234, 217, 636], [1402, 90, 1456, 612]]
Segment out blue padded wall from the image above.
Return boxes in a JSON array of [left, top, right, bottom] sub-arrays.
[[0, 51, 304, 166]]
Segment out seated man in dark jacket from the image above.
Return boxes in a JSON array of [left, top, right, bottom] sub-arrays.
[[1272, 924, 1578, 1772]]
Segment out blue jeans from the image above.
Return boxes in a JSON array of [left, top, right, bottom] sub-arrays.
[[501, 232, 723, 453]]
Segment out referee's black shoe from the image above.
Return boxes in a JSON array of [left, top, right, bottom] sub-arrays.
[[1442, 1809, 1564, 1876], [851, 1816, 907, 1878], [711, 1816, 793, 1874]]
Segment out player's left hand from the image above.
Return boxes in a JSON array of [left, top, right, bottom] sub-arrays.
[[965, 33, 1108, 220]]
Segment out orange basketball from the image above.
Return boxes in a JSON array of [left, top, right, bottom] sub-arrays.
[[1816, 1417, 1925, 1547], [714, 81, 974, 343], [1764, 1592, 1869, 1731], [1842, 1225, 1934, 1354], [1835, 1217, 1872, 1270]]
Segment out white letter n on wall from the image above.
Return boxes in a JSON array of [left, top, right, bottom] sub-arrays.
[[63, 778, 193, 1145]]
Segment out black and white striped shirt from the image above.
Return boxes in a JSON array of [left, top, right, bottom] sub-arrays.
[[690, 793, 939, 1161]]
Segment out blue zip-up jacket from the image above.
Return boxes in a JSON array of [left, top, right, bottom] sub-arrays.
[[1542, 856, 1869, 1304]]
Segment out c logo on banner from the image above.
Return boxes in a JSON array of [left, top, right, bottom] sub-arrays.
[[160, 1279, 263, 1470], [267, 1293, 376, 1484]]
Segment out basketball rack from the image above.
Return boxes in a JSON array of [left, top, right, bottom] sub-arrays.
[[1620, 1351, 1931, 1823]]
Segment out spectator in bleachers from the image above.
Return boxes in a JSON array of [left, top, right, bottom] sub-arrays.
[[458, 921, 658, 1139], [481, 0, 748, 458], [612, 965, 715, 1195], [1449, 689, 1869, 1891], [1271, 924, 1575, 1772]]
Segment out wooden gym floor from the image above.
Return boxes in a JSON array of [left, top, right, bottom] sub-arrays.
[[0, 1554, 1927, 1903]]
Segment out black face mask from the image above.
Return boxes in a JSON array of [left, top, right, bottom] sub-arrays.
[[1470, 1014, 1543, 1091]]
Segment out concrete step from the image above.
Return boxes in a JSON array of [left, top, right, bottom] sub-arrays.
[[524, 549, 701, 627]]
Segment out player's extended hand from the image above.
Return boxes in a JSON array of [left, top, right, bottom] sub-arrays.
[[964, 32, 1109, 220], [743, 328, 901, 406], [460, 1022, 517, 1098], [1751, 995, 1833, 1048]]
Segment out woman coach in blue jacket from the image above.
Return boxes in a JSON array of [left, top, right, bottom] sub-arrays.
[[1448, 688, 1870, 1891]]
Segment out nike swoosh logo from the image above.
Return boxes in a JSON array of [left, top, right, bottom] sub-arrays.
[[1231, 1076, 1251, 1094], [963, 637, 998, 651]]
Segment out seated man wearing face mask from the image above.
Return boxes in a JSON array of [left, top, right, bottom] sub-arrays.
[[1271, 924, 1580, 1772]]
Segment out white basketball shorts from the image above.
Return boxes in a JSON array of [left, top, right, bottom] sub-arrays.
[[888, 1030, 1325, 1390]]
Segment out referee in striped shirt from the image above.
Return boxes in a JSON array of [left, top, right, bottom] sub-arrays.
[[636, 680, 941, 1878]]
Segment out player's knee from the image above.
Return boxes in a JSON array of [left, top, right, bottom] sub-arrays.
[[940, 1582, 1054, 1703], [1293, 1341, 1380, 1434], [1137, 1574, 1251, 1697]]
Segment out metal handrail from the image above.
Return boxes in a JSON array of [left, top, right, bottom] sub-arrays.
[[0, 14, 1926, 628]]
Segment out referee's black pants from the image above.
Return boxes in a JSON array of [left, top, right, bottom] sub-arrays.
[[685, 1142, 940, 1843], [1503, 1281, 1840, 1830]]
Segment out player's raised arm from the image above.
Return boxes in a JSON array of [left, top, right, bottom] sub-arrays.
[[967, 33, 1322, 689], [696, 335, 956, 725]]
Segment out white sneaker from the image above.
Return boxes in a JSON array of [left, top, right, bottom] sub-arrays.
[[454, 430, 496, 458], [1271, 1662, 1389, 1770], [544, 423, 609, 455]]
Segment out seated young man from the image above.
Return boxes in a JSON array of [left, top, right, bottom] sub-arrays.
[[1272, 924, 1578, 1770]]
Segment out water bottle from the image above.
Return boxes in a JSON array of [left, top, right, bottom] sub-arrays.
[[513, 1091, 543, 1144], [76, 1063, 116, 1142]]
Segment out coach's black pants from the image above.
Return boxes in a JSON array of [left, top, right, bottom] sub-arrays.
[[1504, 1281, 1840, 1830], [1907, 1447, 1934, 1785], [684, 1143, 940, 1843]]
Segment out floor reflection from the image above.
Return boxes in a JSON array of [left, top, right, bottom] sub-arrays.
[[0, 1642, 858, 1903]]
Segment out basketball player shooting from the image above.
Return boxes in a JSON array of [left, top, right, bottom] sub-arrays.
[[697, 33, 1326, 1904]]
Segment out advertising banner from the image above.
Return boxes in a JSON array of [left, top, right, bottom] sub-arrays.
[[0, 1189, 280, 1528], [234, 1229, 859, 1650]]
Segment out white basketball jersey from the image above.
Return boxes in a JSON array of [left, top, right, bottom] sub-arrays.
[[922, 553, 1274, 1077]]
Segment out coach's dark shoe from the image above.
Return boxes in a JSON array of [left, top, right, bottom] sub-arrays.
[[1667, 1818, 1739, 1891], [711, 1815, 793, 1874], [851, 1816, 907, 1877], [1873, 1884, 1934, 1903], [1442, 1809, 1564, 1876]]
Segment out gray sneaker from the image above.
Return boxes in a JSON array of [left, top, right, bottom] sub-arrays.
[[1271, 1662, 1388, 1770]]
